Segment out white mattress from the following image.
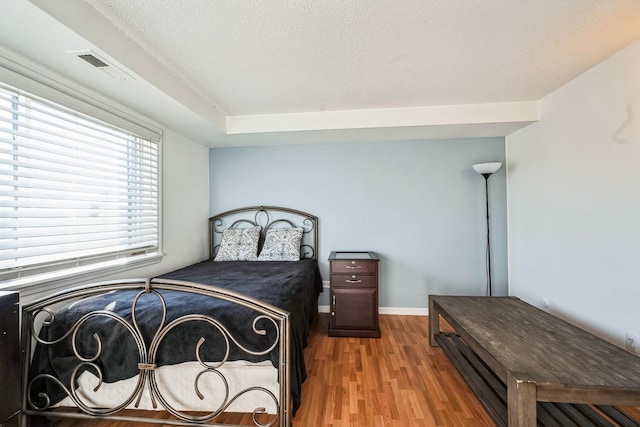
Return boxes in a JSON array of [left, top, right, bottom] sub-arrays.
[[56, 360, 279, 414]]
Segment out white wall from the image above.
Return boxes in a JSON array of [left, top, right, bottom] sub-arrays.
[[507, 39, 640, 346], [210, 138, 508, 313]]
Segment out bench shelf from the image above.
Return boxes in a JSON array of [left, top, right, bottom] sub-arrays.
[[436, 332, 640, 427]]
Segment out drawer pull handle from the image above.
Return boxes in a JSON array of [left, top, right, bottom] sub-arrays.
[[345, 265, 362, 269], [346, 279, 362, 284]]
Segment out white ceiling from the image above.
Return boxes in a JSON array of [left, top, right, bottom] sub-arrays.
[[3, 0, 640, 146]]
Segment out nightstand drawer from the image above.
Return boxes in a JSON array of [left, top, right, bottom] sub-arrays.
[[331, 274, 376, 288], [330, 260, 377, 274]]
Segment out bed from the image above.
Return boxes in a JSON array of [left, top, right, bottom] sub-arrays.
[[21, 206, 321, 427]]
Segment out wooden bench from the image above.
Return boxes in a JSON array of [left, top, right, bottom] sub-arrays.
[[429, 295, 640, 427]]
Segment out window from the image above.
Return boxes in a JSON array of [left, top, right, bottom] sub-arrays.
[[0, 80, 160, 284]]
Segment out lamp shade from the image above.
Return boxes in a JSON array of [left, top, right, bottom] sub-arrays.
[[472, 162, 502, 175]]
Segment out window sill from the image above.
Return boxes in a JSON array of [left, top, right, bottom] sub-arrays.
[[1, 253, 163, 298]]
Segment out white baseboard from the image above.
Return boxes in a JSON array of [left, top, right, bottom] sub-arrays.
[[318, 305, 428, 316]]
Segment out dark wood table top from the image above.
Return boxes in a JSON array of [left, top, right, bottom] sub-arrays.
[[431, 295, 640, 392]]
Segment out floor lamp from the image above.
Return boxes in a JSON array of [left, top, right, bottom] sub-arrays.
[[472, 162, 502, 296]]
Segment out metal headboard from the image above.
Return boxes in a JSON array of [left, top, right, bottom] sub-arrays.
[[208, 206, 318, 260]]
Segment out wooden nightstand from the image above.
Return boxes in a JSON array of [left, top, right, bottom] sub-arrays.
[[328, 251, 380, 338], [0, 291, 20, 427]]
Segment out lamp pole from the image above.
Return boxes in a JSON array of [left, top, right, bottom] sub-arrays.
[[481, 173, 492, 296], [472, 162, 502, 297]]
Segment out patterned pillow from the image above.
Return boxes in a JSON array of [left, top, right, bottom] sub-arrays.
[[214, 226, 261, 261], [257, 227, 304, 261]]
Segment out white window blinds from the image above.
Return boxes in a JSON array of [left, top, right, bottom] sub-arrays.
[[0, 80, 159, 282]]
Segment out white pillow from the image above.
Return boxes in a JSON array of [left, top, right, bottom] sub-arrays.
[[214, 226, 261, 261], [257, 228, 303, 261]]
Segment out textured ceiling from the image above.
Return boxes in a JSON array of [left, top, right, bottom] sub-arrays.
[[83, 0, 640, 115], [4, 0, 640, 146]]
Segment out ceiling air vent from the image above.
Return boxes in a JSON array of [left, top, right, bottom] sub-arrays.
[[77, 53, 109, 68], [68, 50, 134, 81]]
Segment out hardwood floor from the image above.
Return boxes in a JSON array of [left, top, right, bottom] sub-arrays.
[[294, 313, 494, 426], [53, 313, 640, 426]]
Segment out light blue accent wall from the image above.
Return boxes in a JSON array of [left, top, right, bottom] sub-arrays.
[[209, 138, 507, 310]]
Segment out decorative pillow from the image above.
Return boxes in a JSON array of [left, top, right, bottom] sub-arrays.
[[214, 226, 261, 261], [257, 227, 304, 261]]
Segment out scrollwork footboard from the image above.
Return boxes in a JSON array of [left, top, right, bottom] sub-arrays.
[[21, 278, 291, 427]]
